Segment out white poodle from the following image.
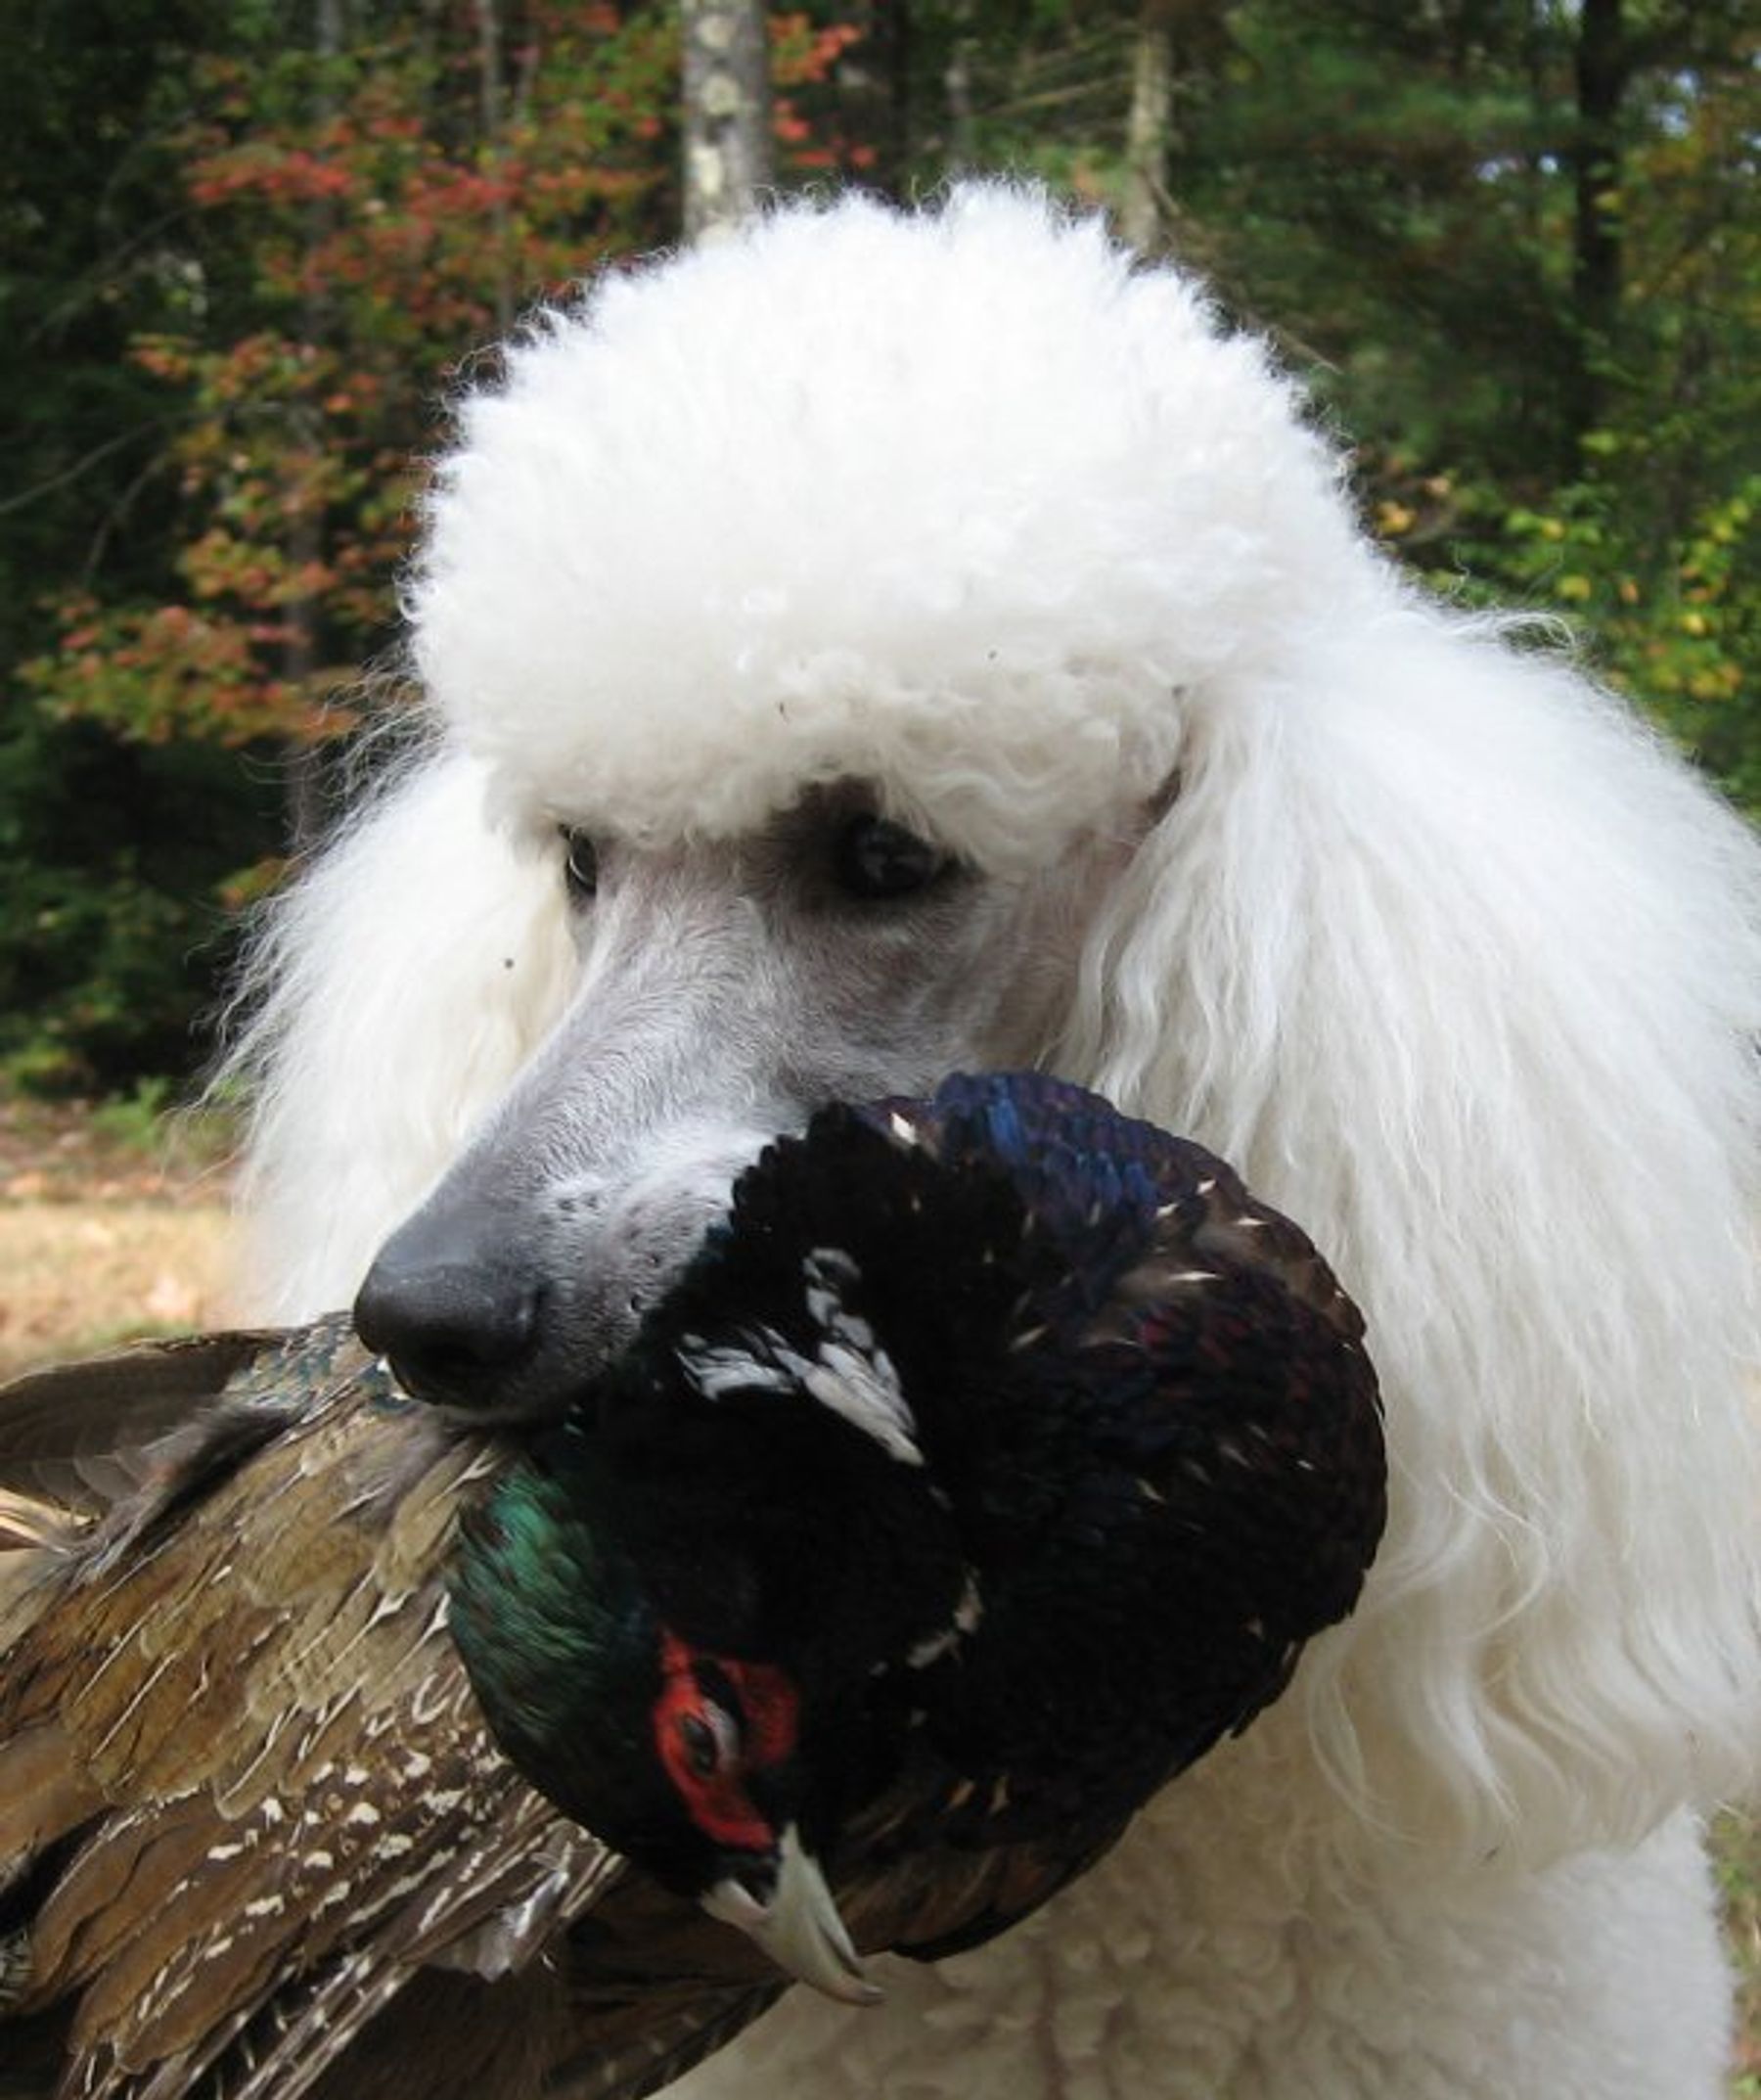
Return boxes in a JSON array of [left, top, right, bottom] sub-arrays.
[[230, 187, 1761, 2099]]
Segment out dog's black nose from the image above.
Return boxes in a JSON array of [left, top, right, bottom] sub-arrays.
[[354, 1204, 542, 1408]]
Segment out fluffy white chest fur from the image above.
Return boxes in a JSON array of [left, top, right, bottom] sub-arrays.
[[680, 1772, 1738, 2100], [232, 187, 1761, 2099], [668, 1742, 1732, 2100]]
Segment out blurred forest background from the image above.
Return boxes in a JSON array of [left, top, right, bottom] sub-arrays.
[[0, 0, 1756, 1098]]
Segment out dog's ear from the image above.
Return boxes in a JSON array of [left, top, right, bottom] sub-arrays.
[[219, 750, 575, 1321], [1060, 613, 1761, 1875]]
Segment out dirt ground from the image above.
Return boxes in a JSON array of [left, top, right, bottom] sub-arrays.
[[0, 1094, 237, 1376]]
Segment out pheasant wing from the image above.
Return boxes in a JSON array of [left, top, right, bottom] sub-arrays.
[[0, 1324, 627, 2100]]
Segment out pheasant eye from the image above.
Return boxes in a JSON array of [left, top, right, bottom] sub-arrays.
[[672, 1698, 742, 1783], [677, 1707, 731, 1777], [654, 1631, 800, 1851], [831, 813, 951, 902], [559, 826, 599, 902]]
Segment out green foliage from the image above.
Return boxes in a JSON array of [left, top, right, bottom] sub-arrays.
[[3, 0, 1758, 1096], [1461, 475, 1761, 802], [0, 0, 287, 1091], [1716, 1806, 1761, 2093], [0, 709, 280, 1093], [88, 1073, 177, 1150], [1163, 2, 1761, 811], [0, 0, 221, 675]]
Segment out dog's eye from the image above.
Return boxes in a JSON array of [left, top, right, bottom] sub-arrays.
[[560, 828, 599, 902], [832, 814, 950, 901]]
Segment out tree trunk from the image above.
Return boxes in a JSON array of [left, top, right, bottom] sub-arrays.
[[681, 0, 773, 243], [1121, 0, 1176, 252]]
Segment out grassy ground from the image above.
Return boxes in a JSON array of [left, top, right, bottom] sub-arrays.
[[1726, 1805, 1761, 2096], [0, 1091, 237, 1375], [0, 1092, 1756, 2086]]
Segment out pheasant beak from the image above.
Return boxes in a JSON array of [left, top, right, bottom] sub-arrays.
[[701, 1823, 882, 2005]]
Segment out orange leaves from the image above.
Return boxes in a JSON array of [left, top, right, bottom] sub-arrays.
[[770, 14, 862, 88], [771, 13, 868, 174], [24, 594, 336, 750], [190, 143, 357, 210]]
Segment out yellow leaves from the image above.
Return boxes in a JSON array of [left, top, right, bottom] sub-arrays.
[[1687, 665, 1741, 703]]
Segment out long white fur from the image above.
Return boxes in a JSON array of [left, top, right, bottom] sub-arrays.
[[227, 185, 1761, 2096]]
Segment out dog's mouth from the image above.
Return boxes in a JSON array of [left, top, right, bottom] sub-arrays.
[[354, 1130, 784, 1420]]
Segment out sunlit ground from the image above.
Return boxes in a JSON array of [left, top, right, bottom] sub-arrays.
[[0, 1199, 234, 1375]]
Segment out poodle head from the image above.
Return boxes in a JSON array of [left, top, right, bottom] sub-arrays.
[[410, 184, 1377, 872]]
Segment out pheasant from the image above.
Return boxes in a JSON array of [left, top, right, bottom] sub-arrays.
[[0, 1073, 1385, 2100]]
